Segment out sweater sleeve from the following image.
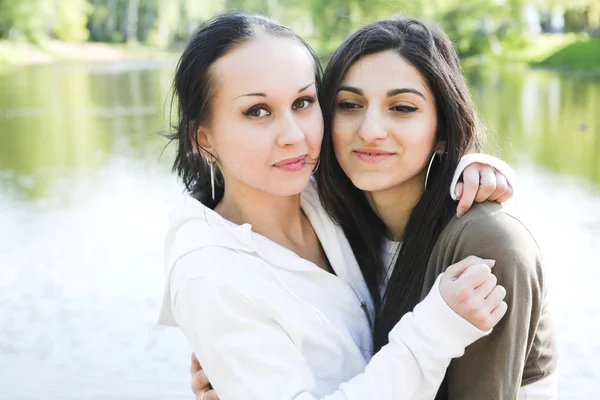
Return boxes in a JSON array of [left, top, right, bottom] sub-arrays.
[[450, 153, 517, 200], [440, 210, 552, 399], [171, 252, 489, 400]]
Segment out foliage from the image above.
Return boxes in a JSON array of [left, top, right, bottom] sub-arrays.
[[0, 0, 597, 58]]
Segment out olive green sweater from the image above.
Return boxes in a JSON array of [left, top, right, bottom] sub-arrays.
[[423, 202, 558, 399]]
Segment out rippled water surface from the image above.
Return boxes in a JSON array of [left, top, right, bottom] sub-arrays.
[[0, 62, 598, 399]]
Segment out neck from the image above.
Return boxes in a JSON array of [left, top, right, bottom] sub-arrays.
[[365, 173, 425, 241], [215, 183, 306, 247]]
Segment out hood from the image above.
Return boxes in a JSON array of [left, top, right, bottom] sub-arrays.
[[158, 194, 256, 326]]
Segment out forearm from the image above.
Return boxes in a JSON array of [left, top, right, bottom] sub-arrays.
[[176, 276, 486, 400]]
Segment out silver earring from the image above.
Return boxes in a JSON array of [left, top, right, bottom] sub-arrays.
[[209, 160, 215, 201], [424, 151, 440, 190], [311, 159, 320, 175]]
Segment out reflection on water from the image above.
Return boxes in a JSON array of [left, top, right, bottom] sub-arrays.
[[0, 62, 598, 399], [467, 68, 600, 185]]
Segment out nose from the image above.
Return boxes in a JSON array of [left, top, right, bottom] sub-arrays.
[[276, 111, 305, 147], [358, 106, 387, 142]]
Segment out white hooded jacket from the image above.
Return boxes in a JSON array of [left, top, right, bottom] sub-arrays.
[[157, 173, 495, 399]]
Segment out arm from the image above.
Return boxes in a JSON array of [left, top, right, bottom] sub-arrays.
[[439, 209, 555, 399], [451, 153, 516, 217], [172, 254, 495, 400]]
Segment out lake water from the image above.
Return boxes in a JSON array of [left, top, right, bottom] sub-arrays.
[[0, 61, 598, 399]]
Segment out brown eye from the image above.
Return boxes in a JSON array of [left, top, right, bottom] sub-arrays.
[[292, 97, 315, 110], [391, 105, 418, 113], [243, 106, 270, 118], [337, 101, 361, 110]]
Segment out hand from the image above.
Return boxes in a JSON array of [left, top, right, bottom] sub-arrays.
[[191, 353, 219, 400], [455, 163, 513, 217], [440, 256, 508, 332]]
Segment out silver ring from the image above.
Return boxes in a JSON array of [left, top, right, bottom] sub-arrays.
[[200, 393, 205, 400]]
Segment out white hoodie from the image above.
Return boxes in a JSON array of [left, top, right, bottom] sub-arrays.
[[158, 175, 494, 400]]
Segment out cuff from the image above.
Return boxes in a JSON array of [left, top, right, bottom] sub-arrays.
[[449, 153, 517, 201], [389, 274, 490, 352]]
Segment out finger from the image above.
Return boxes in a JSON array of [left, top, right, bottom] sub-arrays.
[[444, 256, 495, 280], [204, 390, 220, 400], [456, 165, 480, 217], [192, 370, 211, 393], [495, 183, 514, 203], [455, 263, 493, 288], [474, 166, 497, 203], [454, 181, 464, 199], [487, 171, 508, 202], [489, 300, 508, 326], [474, 274, 497, 297], [485, 285, 507, 309], [190, 353, 201, 376]]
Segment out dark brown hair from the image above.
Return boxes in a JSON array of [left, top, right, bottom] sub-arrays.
[[167, 11, 322, 208], [315, 17, 483, 353]]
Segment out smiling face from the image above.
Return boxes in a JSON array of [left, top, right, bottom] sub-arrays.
[[198, 33, 323, 198], [332, 50, 441, 195]]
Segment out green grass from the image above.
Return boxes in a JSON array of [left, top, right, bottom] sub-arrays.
[[535, 38, 600, 72], [462, 33, 600, 73]]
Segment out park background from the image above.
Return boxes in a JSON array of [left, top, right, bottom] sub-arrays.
[[0, 0, 599, 399]]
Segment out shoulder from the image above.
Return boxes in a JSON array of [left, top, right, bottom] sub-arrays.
[[170, 246, 272, 300], [438, 202, 543, 283], [444, 202, 539, 253]]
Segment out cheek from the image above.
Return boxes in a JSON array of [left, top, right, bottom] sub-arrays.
[[331, 115, 354, 151], [401, 117, 438, 166], [214, 123, 268, 170], [301, 109, 324, 150]]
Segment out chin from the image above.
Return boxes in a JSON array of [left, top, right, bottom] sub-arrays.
[[270, 174, 312, 197], [349, 174, 391, 193]]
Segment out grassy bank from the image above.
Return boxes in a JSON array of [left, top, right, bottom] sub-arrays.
[[1, 34, 598, 74], [463, 34, 600, 73], [0, 40, 179, 65], [535, 38, 600, 72]]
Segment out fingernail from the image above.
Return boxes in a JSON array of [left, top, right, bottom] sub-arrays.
[[456, 208, 464, 218], [455, 184, 463, 199], [485, 259, 496, 267]]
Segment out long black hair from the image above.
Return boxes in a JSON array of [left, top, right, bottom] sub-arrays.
[[315, 17, 483, 351], [166, 11, 322, 208]]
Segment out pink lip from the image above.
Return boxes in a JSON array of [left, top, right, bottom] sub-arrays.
[[273, 155, 307, 172], [353, 148, 395, 163]]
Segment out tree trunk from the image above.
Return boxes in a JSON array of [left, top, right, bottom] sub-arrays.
[[123, 0, 140, 43]]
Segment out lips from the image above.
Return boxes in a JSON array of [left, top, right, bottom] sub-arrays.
[[273, 155, 307, 172], [353, 148, 395, 163], [274, 155, 306, 166]]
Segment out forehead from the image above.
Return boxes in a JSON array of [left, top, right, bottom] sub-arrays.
[[342, 50, 429, 92], [210, 34, 316, 96]]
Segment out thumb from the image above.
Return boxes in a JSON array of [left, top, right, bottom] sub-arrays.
[[444, 256, 495, 280]]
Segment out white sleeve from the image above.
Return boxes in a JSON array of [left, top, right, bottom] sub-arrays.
[[449, 153, 517, 200], [172, 270, 488, 400]]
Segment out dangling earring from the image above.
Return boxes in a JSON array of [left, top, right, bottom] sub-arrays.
[[311, 159, 320, 175], [424, 151, 441, 190], [209, 159, 216, 201]]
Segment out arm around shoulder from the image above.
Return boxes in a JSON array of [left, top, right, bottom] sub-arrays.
[[169, 248, 488, 400]]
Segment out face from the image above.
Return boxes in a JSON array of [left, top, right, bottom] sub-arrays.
[[332, 50, 440, 194], [199, 34, 323, 197]]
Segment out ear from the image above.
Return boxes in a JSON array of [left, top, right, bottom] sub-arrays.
[[190, 122, 216, 161], [435, 140, 446, 155]]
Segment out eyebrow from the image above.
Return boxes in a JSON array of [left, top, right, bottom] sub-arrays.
[[387, 88, 427, 100], [236, 82, 315, 99], [338, 85, 427, 101]]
